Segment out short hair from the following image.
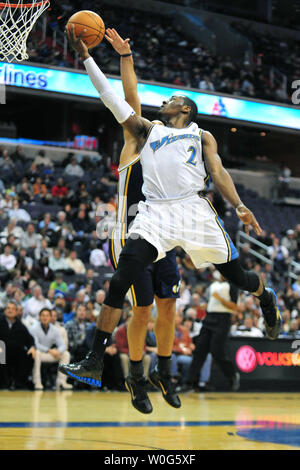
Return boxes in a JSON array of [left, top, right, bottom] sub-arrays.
[[181, 96, 198, 122], [39, 308, 52, 316]]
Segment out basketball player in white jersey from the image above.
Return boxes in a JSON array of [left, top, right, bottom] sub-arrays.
[[60, 27, 282, 409], [103, 29, 181, 413]]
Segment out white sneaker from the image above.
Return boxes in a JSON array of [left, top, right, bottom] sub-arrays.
[[34, 383, 44, 390], [56, 380, 73, 390]]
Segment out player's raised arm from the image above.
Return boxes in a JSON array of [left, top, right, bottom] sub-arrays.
[[105, 28, 141, 116], [202, 130, 262, 236], [66, 26, 151, 146]]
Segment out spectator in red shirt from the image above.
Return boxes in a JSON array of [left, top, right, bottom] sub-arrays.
[[51, 178, 68, 204], [114, 311, 151, 380], [172, 310, 195, 385]]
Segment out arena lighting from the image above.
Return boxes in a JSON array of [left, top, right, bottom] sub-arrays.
[[231, 127, 237, 132], [260, 132, 266, 136], [1, 61, 300, 131]]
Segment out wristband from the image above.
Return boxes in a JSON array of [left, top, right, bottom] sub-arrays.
[[235, 203, 245, 211], [121, 52, 132, 57]]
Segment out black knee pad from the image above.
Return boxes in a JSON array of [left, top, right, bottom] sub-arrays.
[[105, 237, 158, 309]]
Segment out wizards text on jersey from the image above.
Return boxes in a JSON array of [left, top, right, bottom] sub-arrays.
[[150, 133, 201, 152]]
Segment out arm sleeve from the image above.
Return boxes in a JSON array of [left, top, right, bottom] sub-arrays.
[[84, 57, 135, 124]]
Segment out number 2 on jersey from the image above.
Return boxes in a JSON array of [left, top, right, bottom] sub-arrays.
[[186, 146, 197, 166]]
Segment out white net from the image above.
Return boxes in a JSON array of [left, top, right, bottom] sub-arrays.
[[0, 1, 50, 62]]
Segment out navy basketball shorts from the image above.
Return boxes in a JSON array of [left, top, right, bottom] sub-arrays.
[[109, 234, 180, 307]]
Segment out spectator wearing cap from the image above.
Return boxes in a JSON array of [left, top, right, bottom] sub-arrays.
[[0, 300, 36, 390], [30, 308, 72, 390]]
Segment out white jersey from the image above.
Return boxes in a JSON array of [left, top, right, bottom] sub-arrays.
[[140, 122, 208, 201]]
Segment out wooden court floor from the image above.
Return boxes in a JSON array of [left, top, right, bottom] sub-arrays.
[[0, 390, 300, 450]]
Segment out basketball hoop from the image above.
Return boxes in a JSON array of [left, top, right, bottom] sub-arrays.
[[0, 0, 50, 62]]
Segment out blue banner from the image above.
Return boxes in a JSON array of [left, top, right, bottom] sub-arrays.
[[1, 61, 300, 130]]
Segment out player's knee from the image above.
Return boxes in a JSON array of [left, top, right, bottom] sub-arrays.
[[156, 298, 176, 323], [132, 306, 152, 326]]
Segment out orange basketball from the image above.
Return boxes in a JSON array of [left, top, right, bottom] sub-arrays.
[[67, 10, 105, 49]]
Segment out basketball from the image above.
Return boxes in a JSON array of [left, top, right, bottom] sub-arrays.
[[66, 10, 105, 49]]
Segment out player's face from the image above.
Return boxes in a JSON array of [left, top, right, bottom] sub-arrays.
[[159, 95, 185, 118]]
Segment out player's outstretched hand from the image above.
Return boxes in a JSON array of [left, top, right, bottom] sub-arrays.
[[236, 205, 262, 236], [105, 28, 131, 56], [65, 24, 90, 60]]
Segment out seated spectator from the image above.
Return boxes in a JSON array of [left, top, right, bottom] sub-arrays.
[[73, 209, 93, 236], [89, 242, 107, 267], [49, 272, 68, 296], [65, 304, 89, 362], [267, 237, 289, 275], [115, 310, 151, 379], [15, 247, 33, 275], [48, 248, 70, 273], [0, 190, 14, 210], [145, 316, 158, 373], [23, 284, 53, 324], [172, 311, 195, 385], [51, 178, 68, 202], [85, 268, 102, 293], [38, 212, 56, 232], [20, 224, 42, 252], [31, 255, 54, 284], [51, 308, 69, 349], [30, 308, 72, 390], [8, 199, 31, 223], [66, 249, 86, 274], [64, 157, 84, 178], [18, 181, 34, 204], [232, 315, 264, 338], [10, 145, 27, 164], [34, 237, 52, 261], [33, 177, 47, 197], [0, 243, 16, 271], [0, 301, 35, 390], [93, 289, 106, 316], [33, 150, 53, 168], [0, 219, 24, 246]]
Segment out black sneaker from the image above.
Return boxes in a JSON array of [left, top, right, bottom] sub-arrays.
[[261, 288, 282, 340], [58, 351, 103, 388], [125, 376, 153, 414], [149, 369, 181, 408]]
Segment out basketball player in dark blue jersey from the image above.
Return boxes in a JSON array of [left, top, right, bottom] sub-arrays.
[[102, 29, 181, 414]]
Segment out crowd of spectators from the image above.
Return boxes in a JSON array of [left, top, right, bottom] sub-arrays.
[[25, 1, 299, 105], [0, 144, 300, 392]]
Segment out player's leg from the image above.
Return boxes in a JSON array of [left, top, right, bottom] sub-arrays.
[[215, 258, 281, 340], [187, 197, 281, 340], [58, 236, 158, 387], [148, 251, 181, 408], [126, 304, 153, 414], [185, 325, 212, 390]]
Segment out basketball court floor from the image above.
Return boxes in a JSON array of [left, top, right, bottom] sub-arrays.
[[0, 390, 300, 450]]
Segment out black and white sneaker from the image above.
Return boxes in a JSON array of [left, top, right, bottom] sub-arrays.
[[58, 351, 103, 388]]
